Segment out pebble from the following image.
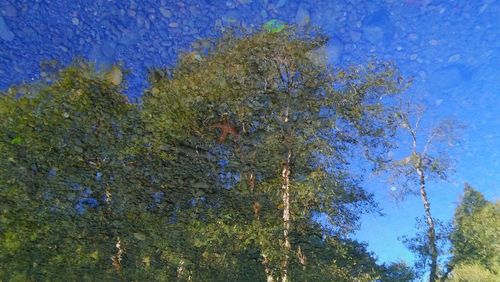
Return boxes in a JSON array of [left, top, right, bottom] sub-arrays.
[[350, 31, 362, 42], [276, 0, 287, 8], [169, 22, 179, 28], [306, 46, 327, 67], [325, 37, 344, 65], [448, 54, 461, 63], [418, 70, 427, 80], [363, 26, 384, 43], [0, 15, 14, 41], [106, 66, 123, 86], [100, 42, 116, 58], [362, 9, 394, 43], [295, 6, 310, 27], [20, 27, 39, 42], [119, 28, 140, 45], [428, 65, 472, 91], [72, 17, 80, 25], [159, 7, 172, 18], [2, 4, 17, 18], [407, 33, 418, 41]]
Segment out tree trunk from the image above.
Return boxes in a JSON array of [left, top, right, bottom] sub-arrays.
[[111, 236, 123, 276], [416, 167, 438, 282], [262, 253, 275, 282], [105, 186, 124, 279], [281, 149, 291, 282], [248, 173, 275, 282]]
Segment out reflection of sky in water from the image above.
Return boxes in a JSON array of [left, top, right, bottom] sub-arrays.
[[1, 0, 498, 265]]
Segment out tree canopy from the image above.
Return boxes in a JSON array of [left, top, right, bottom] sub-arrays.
[[446, 184, 499, 281], [2, 26, 494, 282]]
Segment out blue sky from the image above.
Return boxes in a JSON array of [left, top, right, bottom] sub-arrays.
[[1, 0, 498, 271]]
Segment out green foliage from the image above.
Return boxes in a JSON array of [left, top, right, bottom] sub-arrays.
[[0, 61, 138, 280], [449, 184, 499, 275], [382, 104, 461, 282], [453, 183, 488, 220], [379, 261, 417, 282], [144, 26, 404, 280], [0, 61, 126, 279], [446, 264, 499, 282], [384, 106, 459, 201], [1, 27, 407, 281], [400, 217, 451, 278]]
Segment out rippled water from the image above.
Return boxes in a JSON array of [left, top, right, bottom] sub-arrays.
[[1, 0, 498, 280]]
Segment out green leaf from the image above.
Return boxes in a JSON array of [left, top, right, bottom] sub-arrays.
[[263, 20, 285, 33], [10, 136, 22, 145], [133, 232, 146, 241]]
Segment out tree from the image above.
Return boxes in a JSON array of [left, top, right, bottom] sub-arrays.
[[0, 62, 140, 279], [446, 264, 498, 282], [143, 26, 405, 281], [383, 103, 460, 282], [401, 217, 451, 280], [1, 26, 410, 280], [446, 184, 500, 280], [379, 261, 416, 282], [0, 62, 217, 280]]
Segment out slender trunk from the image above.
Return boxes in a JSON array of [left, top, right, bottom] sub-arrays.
[[105, 187, 123, 278], [416, 167, 438, 282], [239, 122, 275, 281], [177, 258, 192, 281], [111, 236, 123, 275], [279, 102, 292, 282], [248, 173, 275, 282], [95, 121, 123, 278], [297, 245, 307, 270], [281, 149, 291, 282], [440, 267, 453, 282], [262, 253, 275, 282]]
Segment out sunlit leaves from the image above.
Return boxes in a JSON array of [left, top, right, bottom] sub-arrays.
[[1, 27, 409, 281], [447, 264, 499, 282], [10, 136, 22, 145], [449, 185, 500, 274], [143, 27, 405, 280], [0, 62, 144, 279]]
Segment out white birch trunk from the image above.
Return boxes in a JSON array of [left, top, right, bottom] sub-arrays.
[[281, 105, 291, 282], [416, 165, 438, 282], [106, 187, 123, 277], [281, 149, 291, 282]]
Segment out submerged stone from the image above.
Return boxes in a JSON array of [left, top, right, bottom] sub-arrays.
[[362, 9, 394, 44], [1, 3, 17, 18], [106, 66, 123, 86], [427, 64, 473, 91], [263, 19, 285, 33], [295, 5, 310, 27], [0, 15, 14, 41]]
